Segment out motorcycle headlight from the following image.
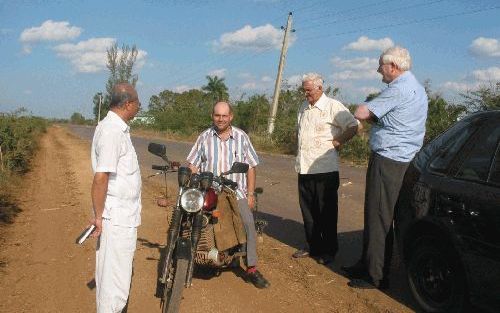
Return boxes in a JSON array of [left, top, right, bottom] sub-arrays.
[[180, 189, 204, 213]]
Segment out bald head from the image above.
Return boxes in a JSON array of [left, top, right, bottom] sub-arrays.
[[212, 101, 233, 115], [212, 101, 233, 134], [110, 83, 138, 108]]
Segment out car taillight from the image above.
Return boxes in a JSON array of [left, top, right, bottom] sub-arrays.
[[203, 188, 217, 211]]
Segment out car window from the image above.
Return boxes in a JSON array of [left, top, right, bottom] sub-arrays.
[[456, 126, 500, 183], [415, 115, 479, 172], [428, 124, 476, 174], [489, 144, 500, 185]]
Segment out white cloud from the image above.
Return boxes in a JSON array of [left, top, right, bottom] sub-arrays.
[[213, 24, 294, 52], [343, 36, 394, 52], [173, 85, 193, 93], [442, 81, 479, 93], [208, 68, 227, 78], [261, 75, 273, 82], [332, 70, 380, 81], [331, 56, 378, 71], [284, 74, 302, 88], [472, 66, 500, 81], [469, 37, 500, 58], [358, 86, 380, 95], [23, 89, 32, 95], [20, 20, 82, 54], [240, 75, 273, 91], [331, 56, 379, 81], [53, 38, 147, 73]]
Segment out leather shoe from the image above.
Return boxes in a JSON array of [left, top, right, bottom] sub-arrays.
[[316, 254, 335, 265], [347, 278, 389, 290], [246, 270, 270, 289], [292, 249, 309, 258], [341, 262, 367, 279]]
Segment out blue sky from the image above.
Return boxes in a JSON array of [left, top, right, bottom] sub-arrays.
[[1, 0, 499, 119]]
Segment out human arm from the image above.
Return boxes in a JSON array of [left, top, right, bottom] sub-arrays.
[[354, 105, 377, 123], [332, 124, 358, 149], [90, 172, 109, 237], [246, 166, 256, 209]]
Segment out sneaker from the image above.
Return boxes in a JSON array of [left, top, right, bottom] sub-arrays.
[[292, 249, 309, 258], [246, 270, 270, 289]]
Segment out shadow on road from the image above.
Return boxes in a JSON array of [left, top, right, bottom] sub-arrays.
[[138, 211, 420, 311], [256, 211, 420, 312]]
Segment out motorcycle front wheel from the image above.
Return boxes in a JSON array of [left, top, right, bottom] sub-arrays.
[[163, 257, 188, 313]]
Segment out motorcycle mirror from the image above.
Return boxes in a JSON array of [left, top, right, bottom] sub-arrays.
[[148, 143, 167, 158], [227, 162, 249, 174]]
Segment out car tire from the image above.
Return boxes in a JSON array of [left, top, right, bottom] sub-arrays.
[[407, 238, 468, 313]]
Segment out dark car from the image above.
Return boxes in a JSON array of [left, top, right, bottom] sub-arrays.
[[396, 111, 500, 313]]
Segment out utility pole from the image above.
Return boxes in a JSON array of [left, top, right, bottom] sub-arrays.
[[268, 12, 294, 134], [97, 93, 103, 123]]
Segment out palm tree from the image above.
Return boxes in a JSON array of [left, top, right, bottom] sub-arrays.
[[202, 75, 229, 102]]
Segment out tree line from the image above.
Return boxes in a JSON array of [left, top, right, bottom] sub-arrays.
[[81, 44, 500, 163]]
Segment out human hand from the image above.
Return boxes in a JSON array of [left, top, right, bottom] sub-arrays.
[[89, 217, 103, 238], [332, 140, 342, 150], [247, 195, 256, 210]]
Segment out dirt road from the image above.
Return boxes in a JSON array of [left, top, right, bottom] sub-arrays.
[[0, 126, 417, 312]]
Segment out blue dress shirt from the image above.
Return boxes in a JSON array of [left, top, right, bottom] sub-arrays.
[[366, 71, 428, 162]]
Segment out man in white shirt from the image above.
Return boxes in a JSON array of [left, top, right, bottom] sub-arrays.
[[293, 73, 358, 265], [90, 82, 142, 312]]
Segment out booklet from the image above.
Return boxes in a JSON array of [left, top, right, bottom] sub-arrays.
[[75, 224, 96, 244]]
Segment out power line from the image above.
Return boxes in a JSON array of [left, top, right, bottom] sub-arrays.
[[298, 0, 446, 32], [293, 0, 399, 24], [300, 4, 500, 42]]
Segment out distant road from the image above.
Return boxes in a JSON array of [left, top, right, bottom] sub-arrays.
[[67, 124, 367, 240]]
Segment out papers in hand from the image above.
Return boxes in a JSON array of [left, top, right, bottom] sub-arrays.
[[76, 224, 96, 244]]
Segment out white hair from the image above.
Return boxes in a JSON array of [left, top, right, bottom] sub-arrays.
[[380, 46, 412, 71], [302, 72, 323, 88]]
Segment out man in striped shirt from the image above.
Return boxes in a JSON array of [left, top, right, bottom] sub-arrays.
[[186, 101, 270, 289]]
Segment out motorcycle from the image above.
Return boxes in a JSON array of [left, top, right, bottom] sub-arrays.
[[148, 142, 250, 313]]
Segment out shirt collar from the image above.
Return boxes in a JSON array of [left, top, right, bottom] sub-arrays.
[[106, 110, 129, 132], [211, 125, 234, 139], [308, 93, 328, 111], [389, 71, 411, 86]]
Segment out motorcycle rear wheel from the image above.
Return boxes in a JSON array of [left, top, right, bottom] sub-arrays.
[[163, 258, 188, 313]]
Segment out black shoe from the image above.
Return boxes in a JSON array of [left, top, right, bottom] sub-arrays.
[[316, 254, 335, 265], [246, 270, 270, 289], [341, 262, 367, 279], [292, 249, 309, 258], [347, 277, 389, 290]]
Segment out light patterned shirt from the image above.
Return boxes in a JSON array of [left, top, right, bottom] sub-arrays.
[[91, 111, 142, 227], [186, 126, 259, 200], [296, 93, 358, 174]]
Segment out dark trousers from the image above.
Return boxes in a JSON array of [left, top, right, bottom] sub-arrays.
[[362, 153, 409, 281], [298, 171, 339, 256]]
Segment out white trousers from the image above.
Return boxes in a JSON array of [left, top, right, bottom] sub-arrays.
[[96, 219, 137, 313]]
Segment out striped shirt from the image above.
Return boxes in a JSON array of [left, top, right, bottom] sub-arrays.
[[186, 126, 259, 200]]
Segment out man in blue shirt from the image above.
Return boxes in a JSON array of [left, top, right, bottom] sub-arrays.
[[343, 46, 428, 289]]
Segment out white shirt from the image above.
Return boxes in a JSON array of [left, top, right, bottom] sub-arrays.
[[91, 111, 142, 227], [296, 93, 358, 174]]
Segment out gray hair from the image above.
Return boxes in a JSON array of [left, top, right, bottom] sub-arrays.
[[110, 83, 136, 108], [302, 72, 323, 88], [380, 46, 412, 71]]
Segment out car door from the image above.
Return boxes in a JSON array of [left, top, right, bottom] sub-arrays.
[[453, 119, 500, 309]]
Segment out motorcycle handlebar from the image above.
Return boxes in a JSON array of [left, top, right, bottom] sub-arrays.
[[219, 176, 238, 190], [152, 161, 180, 172]]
